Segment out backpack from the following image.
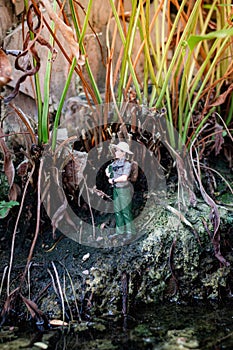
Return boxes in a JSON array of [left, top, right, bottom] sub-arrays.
[[129, 160, 138, 182]]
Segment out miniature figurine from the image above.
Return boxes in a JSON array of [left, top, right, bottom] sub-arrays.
[[105, 141, 135, 242]]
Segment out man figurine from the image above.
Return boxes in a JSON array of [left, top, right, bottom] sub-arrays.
[[105, 141, 135, 242]]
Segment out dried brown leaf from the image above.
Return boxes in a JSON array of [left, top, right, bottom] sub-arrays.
[[214, 123, 224, 156], [42, 0, 80, 61], [20, 294, 44, 318], [20, 294, 49, 326], [0, 288, 20, 320], [209, 83, 233, 108], [0, 130, 21, 218], [9, 184, 20, 202], [0, 128, 15, 188], [0, 49, 13, 86]]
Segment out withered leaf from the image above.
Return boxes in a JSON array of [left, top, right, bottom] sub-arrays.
[[42, 0, 80, 61], [0, 129, 20, 217], [0, 48, 13, 87], [214, 123, 224, 156], [20, 294, 45, 319], [4, 4, 57, 103], [20, 294, 49, 327], [0, 288, 20, 320], [209, 83, 233, 108], [0, 128, 15, 188]]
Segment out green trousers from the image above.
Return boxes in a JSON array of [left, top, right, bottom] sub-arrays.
[[113, 186, 135, 235]]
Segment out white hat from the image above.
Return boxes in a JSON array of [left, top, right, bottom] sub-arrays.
[[112, 141, 133, 154]]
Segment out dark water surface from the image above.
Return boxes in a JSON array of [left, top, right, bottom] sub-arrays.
[[1, 302, 233, 349]]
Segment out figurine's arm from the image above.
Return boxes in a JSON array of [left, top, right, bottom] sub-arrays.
[[108, 174, 128, 185]]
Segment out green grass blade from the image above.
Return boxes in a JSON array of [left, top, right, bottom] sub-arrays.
[[69, 0, 102, 104], [154, 0, 202, 108], [109, 0, 142, 103], [52, 57, 77, 152], [24, 0, 43, 144], [41, 1, 56, 144]]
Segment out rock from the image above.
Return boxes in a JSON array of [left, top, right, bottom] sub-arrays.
[[0, 1, 15, 43], [12, 0, 24, 16]]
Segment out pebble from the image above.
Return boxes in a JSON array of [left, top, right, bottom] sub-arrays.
[[34, 342, 48, 349], [82, 253, 90, 262]]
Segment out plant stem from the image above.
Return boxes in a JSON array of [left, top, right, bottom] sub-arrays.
[[24, 0, 43, 144], [109, 0, 141, 103], [183, 36, 230, 145], [117, 0, 137, 102], [7, 163, 35, 296], [226, 94, 233, 126], [154, 0, 202, 108], [52, 57, 77, 152], [69, 0, 102, 104], [41, 0, 56, 144]]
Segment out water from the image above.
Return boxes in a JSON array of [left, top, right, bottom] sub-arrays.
[[1, 302, 233, 349]]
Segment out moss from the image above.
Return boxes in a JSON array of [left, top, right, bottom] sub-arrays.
[[202, 267, 231, 299], [84, 339, 117, 350], [162, 328, 199, 350]]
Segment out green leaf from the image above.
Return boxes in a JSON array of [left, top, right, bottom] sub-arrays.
[[0, 200, 19, 218], [187, 28, 233, 51]]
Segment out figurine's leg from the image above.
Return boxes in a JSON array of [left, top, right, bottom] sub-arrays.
[[113, 188, 125, 235], [120, 187, 135, 235]]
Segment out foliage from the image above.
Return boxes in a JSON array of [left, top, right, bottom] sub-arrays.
[[108, 0, 233, 149], [0, 200, 19, 219], [2, 0, 232, 150]]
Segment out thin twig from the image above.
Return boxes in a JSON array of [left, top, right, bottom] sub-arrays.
[[47, 268, 59, 296], [7, 162, 35, 296], [216, 331, 233, 344], [51, 261, 65, 323], [215, 112, 233, 142], [0, 132, 31, 139], [27, 261, 33, 301], [58, 262, 81, 322], [0, 266, 8, 298], [21, 158, 43, 284], [190, 126, 229, 266], [83, 176, 96, 239], [62, 272, 73, 322]]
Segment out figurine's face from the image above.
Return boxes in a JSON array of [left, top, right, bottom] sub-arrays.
[[115, 149, 126, 159]]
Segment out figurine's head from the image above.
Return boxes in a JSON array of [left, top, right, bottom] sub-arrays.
[[112, 142, 133, 159]]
